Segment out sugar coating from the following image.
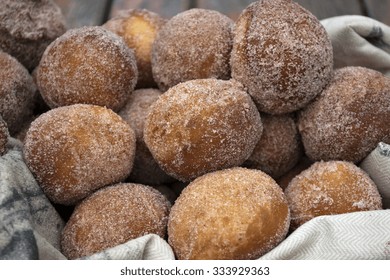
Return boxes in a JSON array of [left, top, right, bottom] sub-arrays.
[[298, 66, 390, 163], [0, 116, 9, 156], [143, 78, 262, 182], [61, 183, 171, 259], [119, 88, 175, 185], [37, 26, 138, 112], [231, 0, 333, 114], [103, 9, 167, 88], [152, 185, 178, 205], [0, 0, 66, 70], [0, 51, 36, 135], [168, 167, 290, 260], [152, 8, 234, 91], [243, 113, 302, 179], [285, 161, 382, 230], [23, 104, 136, 205], [277, 156, 313, 190]]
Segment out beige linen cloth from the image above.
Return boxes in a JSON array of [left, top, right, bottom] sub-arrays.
[[1, 15, 390, 260]]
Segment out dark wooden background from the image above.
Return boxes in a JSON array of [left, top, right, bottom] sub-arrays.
[[53, 0, 390, 28]]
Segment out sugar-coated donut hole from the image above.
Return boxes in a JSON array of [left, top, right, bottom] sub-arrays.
[[103, 9, 167, 88], [231, 0, 333, 114], [152, 8, 234, 91], [23, 104, 136, 205], [243, 113, 303, 179], [119, 88, 175, 185], [61, 183, 171, 259], [37, 26, 138, 112], [168, 167, 290, 260], [143, 78, 262, 182], [285, 161, 382, 231], [277, 156, 313, 190], [298, 66, 390, 163], [0, 51, 36, 136], [0, 0, 66, 71], [0, 116, 9, 156]]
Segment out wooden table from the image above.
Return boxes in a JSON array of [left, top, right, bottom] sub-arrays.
[[53, 0, 390, 28]]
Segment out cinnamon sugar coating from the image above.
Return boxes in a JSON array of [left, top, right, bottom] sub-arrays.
[[285, 161, 382, 230], [277, 156, 313, 190], [0, 51, 36, 135], [243, 113, 302, 179], [143, 78, 262, 182], [119, 88, 175, 185], [23, 104, 136, 205], [168, 167, 290, 260], [152, 8, 234, 91], [0, 116, 9, 156], [0, 0, 66, 71], [61, 183, 171, 259], [231, 0, 333, 114], [37, 26, 138, 112], [298, 66, 390, 163], [103, 9, 167, 88]]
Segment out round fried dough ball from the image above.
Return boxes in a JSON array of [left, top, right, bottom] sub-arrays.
[[168, 167, 290, 260], [285, 161, 382, 230], [119, 88, 175, 185], [23, 104, 136, 205], [152, 8, 234, 91], [243, 114, 302, 179], [37, 26, 138, 112], [277, 156, 313, 190], [231, 0, 333, 114], [0, 116, 9, 156], [0, 0, 66, 71], [298, 66, 390, 163], [103, 9, 166, 88], [61, 183, 171, 259], [0, 51, 36, 135], [144, 78, 262, 182]]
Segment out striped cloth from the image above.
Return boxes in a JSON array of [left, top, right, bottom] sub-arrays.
[[260, 210, 390, 260], [361, 143, 390, 209], [0, 139, 174, 260], [0, 139, 64, 260]]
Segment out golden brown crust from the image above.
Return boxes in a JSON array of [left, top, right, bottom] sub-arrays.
[[298, 66, 390, 163], [119, 88, 175, 185], [144, 78, 262, 182], [231, 0, 333, 114], [23, 104, 136, 205], [285, 161, 382, 230], [276, 156, 313, 190], [0, 0, 66, 71], [37, 26, 138, 112], [61, 183, 171, 259], [103, 9, 167, 88], [0, 116, 9, 156], [0, 51, 36, 135], [152, 8, 234, 91], [243, 113, 302, 179], [168, 167, 290, 260]]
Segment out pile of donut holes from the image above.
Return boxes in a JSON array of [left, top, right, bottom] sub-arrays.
[[0, 0, 387, 260]]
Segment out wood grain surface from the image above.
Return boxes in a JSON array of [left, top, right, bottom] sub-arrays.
[[295, 0, 363, 19], [54, 0, 111, 28], [109, 0, 194, 20], [365, 0, 390, 26], [53, 0, 387, 28]]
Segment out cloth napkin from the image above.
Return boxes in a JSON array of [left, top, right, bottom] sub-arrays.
[[321, 15, 390, 75], [1, 15, 390, 260], [360, 143, 390, 209], [0, 139, 175, 260]]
